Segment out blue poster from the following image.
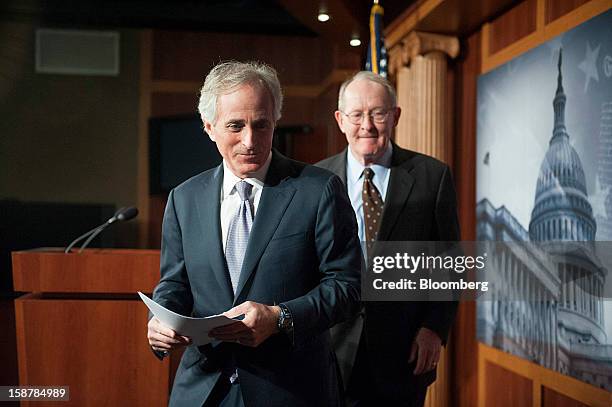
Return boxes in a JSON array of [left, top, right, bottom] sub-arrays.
[[476, 9, 612, 390]]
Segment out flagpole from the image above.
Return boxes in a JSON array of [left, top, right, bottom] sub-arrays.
[[366, 0, 387, 76]]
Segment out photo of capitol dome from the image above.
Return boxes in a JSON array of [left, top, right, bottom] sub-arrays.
[[476, 9, 612, 391]]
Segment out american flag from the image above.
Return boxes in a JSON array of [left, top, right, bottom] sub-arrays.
[[365, 0, 387, 77]]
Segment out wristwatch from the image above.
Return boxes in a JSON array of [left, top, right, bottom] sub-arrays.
[[277, 303, 294, 336]]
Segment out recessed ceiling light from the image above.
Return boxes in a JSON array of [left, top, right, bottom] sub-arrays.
[[350, 38, 361, 47], [317, 13, 330, 22]]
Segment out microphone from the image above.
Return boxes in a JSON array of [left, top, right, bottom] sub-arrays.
[[64, 206, 139, 253], [114, 206, 138, 222]]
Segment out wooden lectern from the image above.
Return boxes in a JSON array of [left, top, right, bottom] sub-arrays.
[[12, 249, 171, 406]]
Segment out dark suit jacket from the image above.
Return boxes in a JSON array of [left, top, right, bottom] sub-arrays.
[[153, 151, 362, 407], [316, 143, 460, 401]]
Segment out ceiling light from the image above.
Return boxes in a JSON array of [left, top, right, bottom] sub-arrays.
[[350, 38, 361, 47], [317, 13, 330, 22]]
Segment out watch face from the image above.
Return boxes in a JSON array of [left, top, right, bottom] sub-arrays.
[[278, 307, 291, 331]]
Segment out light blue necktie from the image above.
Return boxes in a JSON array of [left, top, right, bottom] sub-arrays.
[[225, 181, 254, 294]]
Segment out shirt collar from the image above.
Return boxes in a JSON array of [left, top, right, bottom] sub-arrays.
[[222, 151, 272, 198], [346, 141, 393, 186]]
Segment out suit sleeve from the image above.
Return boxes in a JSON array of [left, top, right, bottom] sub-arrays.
[[152, 189, 194, 317], [283, 175, 362, 350], [420, 165, 460, 343]]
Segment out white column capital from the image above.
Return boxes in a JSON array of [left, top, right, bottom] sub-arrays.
[[388, 31, 459, 76]]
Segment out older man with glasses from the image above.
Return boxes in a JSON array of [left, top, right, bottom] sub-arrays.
[[317, 71, 461, 407]]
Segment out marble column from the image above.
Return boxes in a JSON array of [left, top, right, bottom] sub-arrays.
[[387, 31, 459, 165], [580, 269, 585, 313], [385, 31, 460, 407], [546, 295, 552, 368], [564, 264, 569, 307], [512, 256, 517, 340], [589, 275, 593, 319], [569, 267, 573, 308], [600, 284, 604, 324]]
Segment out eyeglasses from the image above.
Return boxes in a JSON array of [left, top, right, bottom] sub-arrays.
[[340, 108, 392, 125]]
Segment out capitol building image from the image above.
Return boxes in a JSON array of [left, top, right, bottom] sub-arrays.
[[477, 50, 612, 390]]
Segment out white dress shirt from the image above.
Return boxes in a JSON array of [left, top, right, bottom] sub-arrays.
[[220, 153, 272, 252], [346, 142, 392, 244]]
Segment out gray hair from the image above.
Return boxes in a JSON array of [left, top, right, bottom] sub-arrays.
[[337, 71, 397, 111], [198, 61, 283, 123]]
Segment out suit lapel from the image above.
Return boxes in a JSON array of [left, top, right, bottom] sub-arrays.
[[378, 145, 416, 241], [327, 150, 348, 185], [195, 165, 235, 301], [233, 152, 297, 304]]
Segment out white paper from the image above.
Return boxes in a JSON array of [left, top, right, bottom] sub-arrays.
[[138, 291, 238, 346]]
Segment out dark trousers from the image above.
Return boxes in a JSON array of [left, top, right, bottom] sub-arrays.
[[203, 377, 244, 407], [346, 332, 427, 407]]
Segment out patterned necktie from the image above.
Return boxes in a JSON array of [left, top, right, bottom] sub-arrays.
[[362, 168, 384, 248], [226, 181, 253, 294]]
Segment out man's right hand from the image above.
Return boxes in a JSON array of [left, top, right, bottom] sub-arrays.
[[147, 317, 191, 352]]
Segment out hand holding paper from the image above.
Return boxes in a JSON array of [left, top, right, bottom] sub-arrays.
[[139, 292, 240, 346], [209, 301, 280, 347], [148, 316, 191, 353]]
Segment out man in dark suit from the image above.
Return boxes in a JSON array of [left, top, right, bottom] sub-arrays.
[[147, 61, 361, 407], [317, 71, 460, 407]]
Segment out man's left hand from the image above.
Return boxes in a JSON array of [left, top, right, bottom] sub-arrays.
[[209, 301, 280, 347], [409, 327, 442, 375]]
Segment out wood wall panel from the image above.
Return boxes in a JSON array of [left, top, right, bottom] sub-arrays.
[[330, 44, 362, 72], [484, 362, 533, 407], [481, 0, 610, 74], [290, 126, 329, 164], [279, 96, 315, 126], [316, 83, 346, 157], [454, 32, 479, 242], [152, 93, 199, 118], [151, 93, 318, 123], [452, 29, 480, 406], [479, 342, 612, 406], [545, 0, 591, 23], [152, 31, 322, 84], [138, 30, 153, 249], [451, 30, 481, 407], [542, 387, 589, 407], [489, 0, 538, 55], [148, 195, 167, 249]]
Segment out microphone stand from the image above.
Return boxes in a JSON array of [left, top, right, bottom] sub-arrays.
[[78, 223, 113, 253], [64, 207, 137, 254], [64, 222, 111, 254]]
